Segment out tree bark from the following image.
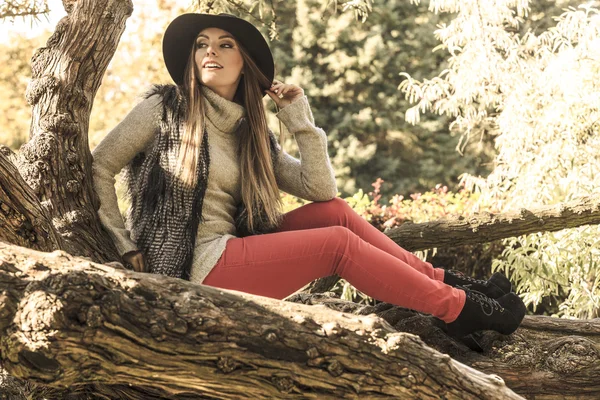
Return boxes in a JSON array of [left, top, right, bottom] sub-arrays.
[[287, 293, 600, 399], [0, 146, 63, 252], [0, 241, 525, 399], [385, 194, 600, 252], [12, 0, 132, 263]]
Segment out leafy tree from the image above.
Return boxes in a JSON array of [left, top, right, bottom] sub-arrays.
[[273, 0, 494, 198], [401, 0, 600, 317]]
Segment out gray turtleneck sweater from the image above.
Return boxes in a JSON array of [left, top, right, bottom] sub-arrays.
[[92, 85, 337, 284]]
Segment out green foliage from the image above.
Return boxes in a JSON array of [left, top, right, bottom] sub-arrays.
[[345, 178, 480, 230], [495, 227, 600, 318], [480, 4, 600, 318], [401, 0, 600, 317], [280, 177, 480, 229], [269, 0, 494, 199]]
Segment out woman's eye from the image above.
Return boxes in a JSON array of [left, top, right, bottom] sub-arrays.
[[197, 42, 234, 48]]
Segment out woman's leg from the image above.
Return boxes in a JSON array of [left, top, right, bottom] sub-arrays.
[[203, 226, 465, 323], [274, 198, 445, 281]]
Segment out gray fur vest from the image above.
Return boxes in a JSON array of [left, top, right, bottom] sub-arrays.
[[122, 84, 282, 280]]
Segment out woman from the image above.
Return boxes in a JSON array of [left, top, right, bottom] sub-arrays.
[[92, 13, 526, 338]]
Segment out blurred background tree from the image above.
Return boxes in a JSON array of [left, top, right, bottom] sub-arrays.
[[277, 0, 495, 198], [0, 0, 50, 149], [0, 33, 41, 148], [0, 0, 49, 19]]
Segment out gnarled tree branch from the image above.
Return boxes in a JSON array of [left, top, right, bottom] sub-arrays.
[[387, 195, 600, 251], [288, 293, 600, 399]]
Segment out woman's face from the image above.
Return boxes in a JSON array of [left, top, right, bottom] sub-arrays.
[[195, 27, 244, 100]]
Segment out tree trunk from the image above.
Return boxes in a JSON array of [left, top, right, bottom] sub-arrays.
[[0, 240, 525, 399], [12, 0, 133, 263], [0, 147, 63, 251]]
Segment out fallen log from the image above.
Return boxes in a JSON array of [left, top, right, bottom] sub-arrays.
[[0, 241, 522, 399], [288, 293, 600, 399]]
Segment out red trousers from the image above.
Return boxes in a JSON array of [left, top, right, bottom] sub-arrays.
[[203, 197, 466, 323]]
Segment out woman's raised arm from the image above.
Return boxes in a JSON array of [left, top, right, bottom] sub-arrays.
[[273, 95, 338, 201]]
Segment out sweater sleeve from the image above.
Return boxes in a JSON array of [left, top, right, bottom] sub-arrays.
[[274, 96, 338, 201], [91, 94, 162, 256]]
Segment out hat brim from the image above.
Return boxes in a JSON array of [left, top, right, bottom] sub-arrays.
[[162, 13, 274, 94]]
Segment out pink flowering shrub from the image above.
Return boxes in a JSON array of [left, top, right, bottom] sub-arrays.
[[345, 178, 481, 232], [280, 178, 481, 229]]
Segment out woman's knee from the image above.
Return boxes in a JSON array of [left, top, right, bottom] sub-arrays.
[[322, 225, 356, 248], [315, 196, 352, 215]]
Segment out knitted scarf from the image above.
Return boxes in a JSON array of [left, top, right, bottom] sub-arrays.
[[122, 84, 282, 280]]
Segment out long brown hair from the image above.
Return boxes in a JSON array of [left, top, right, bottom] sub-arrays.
[[176, 34, 283, 233]]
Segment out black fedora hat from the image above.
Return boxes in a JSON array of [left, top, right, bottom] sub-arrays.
[[162, 13, 274, 92]]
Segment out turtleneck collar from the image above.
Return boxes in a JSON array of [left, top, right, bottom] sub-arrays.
[[201, 85, 246, 135]]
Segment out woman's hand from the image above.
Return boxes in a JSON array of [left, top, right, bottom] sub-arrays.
[[122, 250, 146, 273], [265, 80, 304, 109]]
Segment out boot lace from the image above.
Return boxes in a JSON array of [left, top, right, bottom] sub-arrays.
[[462, 287, 505, 316], [448, 270, 489, 286]]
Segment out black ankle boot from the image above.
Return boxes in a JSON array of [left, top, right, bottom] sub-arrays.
[[443, 270, 512, 299], [446, 288, 526, 338]]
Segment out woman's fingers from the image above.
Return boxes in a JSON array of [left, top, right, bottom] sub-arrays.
[[271, 84, 293, 98], [267, 80, 304, 107], [122, 251, 146, 273], [271, 80, 287, 93], [133, 254, 146, 272], [271, 84, 284, 95]]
